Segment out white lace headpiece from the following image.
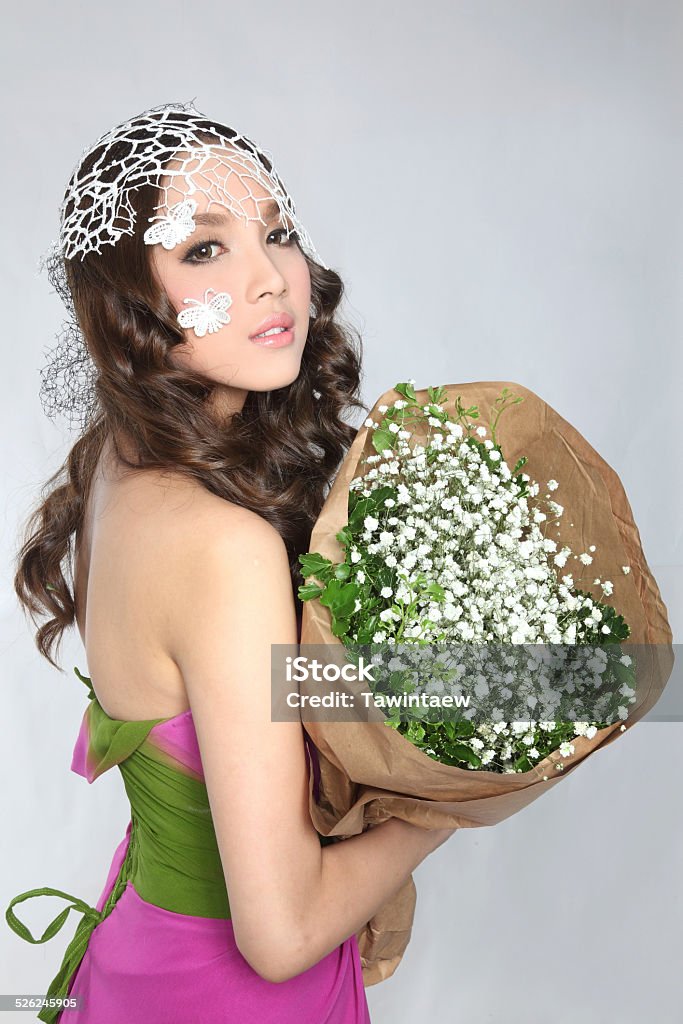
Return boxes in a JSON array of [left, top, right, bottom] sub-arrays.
[[39, 99, 327, 430]]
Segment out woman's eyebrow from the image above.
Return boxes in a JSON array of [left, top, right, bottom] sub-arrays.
[[193, 199, 283, 226]]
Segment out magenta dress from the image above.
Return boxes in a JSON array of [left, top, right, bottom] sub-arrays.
[[5, 648, 371, 1023]]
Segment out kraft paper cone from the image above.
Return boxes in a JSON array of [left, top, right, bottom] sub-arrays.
[[301, 381, 674, 987]]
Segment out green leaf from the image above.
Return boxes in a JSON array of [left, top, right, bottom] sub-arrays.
[[613, 660, 636, 684], [366, 485, 398, 512], [513, 752, 532, 772], [406, 720, 426, 742], [450, 742, 482, 767], [336, 527, 353, 547], [372, 428, 395, 453], [298, 582, 325, 602], [331, 616, 351, 639], [355, 614, 381, 644], [319, 579, 360, 619], [394, 381, 417, 403], [299, 552, 333, 578], [348, 497, 370, 530]]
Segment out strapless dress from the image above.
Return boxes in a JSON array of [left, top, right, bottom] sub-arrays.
[[5, 665, 371, 1023]]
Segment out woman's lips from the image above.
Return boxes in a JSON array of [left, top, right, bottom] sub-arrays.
[[249, 327, 295, 348]]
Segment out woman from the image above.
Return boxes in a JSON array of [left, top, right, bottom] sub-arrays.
[[6, 102, 456, 1023]]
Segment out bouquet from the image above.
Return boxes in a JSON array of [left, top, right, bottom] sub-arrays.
[[300, 381, 639, 774], [296, 381, 673, 986]]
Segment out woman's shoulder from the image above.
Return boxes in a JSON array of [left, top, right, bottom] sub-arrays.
[[98, 438, 275, 543]]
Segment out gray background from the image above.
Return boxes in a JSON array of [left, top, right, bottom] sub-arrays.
[[1, 1, 681, 1021]]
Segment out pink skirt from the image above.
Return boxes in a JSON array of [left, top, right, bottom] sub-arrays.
[[59, 825, 371, 1023]]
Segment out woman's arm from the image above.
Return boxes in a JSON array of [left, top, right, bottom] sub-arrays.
[[163, 500, 457, 984]]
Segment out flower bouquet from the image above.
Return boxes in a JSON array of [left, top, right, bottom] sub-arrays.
[[296, 380, 674, 986]]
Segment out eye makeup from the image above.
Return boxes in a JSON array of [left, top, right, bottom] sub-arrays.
[[180, 226, 300, 265]]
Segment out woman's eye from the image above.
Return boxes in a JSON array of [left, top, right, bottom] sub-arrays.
[[182, 228, 300, 264], [269, 227, 300, 247], [182, 240, 223, 264]]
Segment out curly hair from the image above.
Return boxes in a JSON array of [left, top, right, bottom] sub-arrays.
[[15, 130, 367, 669]]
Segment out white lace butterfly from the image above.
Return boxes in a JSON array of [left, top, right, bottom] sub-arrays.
[[177, 288, 233, 338], [143, 198, 198, 250]]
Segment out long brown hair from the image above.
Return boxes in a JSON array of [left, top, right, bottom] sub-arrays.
[[15, 127, 367, 669]]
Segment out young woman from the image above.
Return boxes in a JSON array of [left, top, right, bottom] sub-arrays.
[[6, 103, 456, 1023]]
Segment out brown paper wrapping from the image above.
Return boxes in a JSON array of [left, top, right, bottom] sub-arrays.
[[300, 381, 674, 987]]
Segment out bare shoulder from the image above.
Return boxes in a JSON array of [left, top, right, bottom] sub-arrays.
[[144, 478, 293, 661], [91, 448, 289, 651], [156, 480, 287, 578], [100, 456, 280, 558]]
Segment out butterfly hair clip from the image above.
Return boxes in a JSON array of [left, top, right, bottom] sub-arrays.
[[176, 288, 233, 338], [143, 198, 199, 250]]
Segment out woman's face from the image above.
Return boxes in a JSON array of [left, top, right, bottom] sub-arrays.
[[149, 147, 312, 416]]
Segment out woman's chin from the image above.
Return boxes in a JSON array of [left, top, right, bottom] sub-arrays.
[[243, 361, 305, 392]]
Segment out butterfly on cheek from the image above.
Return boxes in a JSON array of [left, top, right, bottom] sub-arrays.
[[176, 288, 233, 338]]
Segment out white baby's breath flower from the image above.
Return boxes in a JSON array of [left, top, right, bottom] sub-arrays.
[[622, 566, 631, 574], [547, 480, 559, 491], [553, 547, 571, 568], [364, 515, 379, 532]]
